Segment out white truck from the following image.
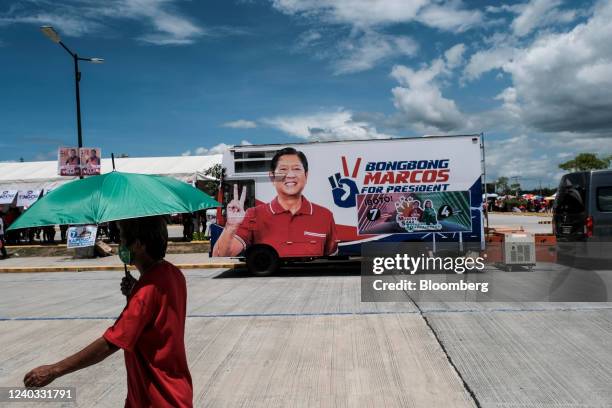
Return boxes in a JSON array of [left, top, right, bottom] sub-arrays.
[[211, 135, 485, 274]]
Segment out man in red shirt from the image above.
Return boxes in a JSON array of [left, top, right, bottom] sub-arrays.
[[24, 216, 193, 407], [213, 147, 338, 258]]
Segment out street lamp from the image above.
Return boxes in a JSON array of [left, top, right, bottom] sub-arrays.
[[40, 25, 103, 178]]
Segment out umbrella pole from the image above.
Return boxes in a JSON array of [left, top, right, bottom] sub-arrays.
[[124, 263, 131, 299]]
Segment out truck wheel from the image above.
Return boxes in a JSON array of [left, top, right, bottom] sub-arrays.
[[246, 246, 279, 276]]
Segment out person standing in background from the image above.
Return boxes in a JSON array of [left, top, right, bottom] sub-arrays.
[[0, 211, 7, 259]]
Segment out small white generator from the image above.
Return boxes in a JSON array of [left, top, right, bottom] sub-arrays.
[[502, 233, 536, 271]]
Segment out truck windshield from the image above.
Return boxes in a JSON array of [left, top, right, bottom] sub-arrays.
[[556, 173, 588, 214]]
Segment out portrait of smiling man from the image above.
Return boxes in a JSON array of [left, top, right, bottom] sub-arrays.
[[213, 147, 338, 258]]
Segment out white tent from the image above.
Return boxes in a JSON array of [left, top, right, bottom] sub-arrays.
[[0, 155, 221, 205]]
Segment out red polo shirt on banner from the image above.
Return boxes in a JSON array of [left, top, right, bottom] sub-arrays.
[[234, 196, 338, 257], [104, 261, 193, 408]]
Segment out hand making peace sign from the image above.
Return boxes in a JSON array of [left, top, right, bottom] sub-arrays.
[[226, 184, 247, 227]]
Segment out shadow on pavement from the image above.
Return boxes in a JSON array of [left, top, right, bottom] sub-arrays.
[[214, 260, 362, 279]]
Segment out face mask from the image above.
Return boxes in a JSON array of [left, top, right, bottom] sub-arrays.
[[118, 244, 133, 265]]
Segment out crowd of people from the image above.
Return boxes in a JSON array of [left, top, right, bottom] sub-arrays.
[[0, 207, 214, 260], [181, 210, 215, 242], [486, 196, 554, 213]]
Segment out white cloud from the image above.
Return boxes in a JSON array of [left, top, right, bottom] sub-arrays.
[[511, 0, 577, 37], [221, 120, 258, 129], [263, 109, 392, 140], [388, 44, 468, 132], [416, 2, 483, 33], [270, 0, 427, 28], [183, 140, 253, 156], [295, 29, 323, 49], [0, 0, 210, 45], [444, 43, 466, 69], [0, 12, 103, 37], [123, 0, 204, 45], [485, 132, 612, 188], [271, 0, 482, 32], [463, 0, 612, 133], [271, 0, 481, 73], [463, 45, 516, 81], [494, 87, 521, 119], [334, 31, 418, 74], [485, 134, 564, 187], [485, 4, 523, 14]]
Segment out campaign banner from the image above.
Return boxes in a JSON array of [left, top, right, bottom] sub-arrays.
[[58, 147, 81, 176], [16, 190, 41, 208], [67, 225, 98, 248], [356, 191, 472, 234], [0, 190, 18, 205], [79, 147, 101, 176]]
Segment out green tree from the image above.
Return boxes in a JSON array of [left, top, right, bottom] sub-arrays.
[[204, 163, 223, 180], [558, 153, 611, 172], [495, 176, 510, 194], [201, 163, 223, 197]]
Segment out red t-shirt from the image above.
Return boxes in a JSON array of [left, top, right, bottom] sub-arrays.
[[234, 196, 338, 257], [104, 261, 193, 408]]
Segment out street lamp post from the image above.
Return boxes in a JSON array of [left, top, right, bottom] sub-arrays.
[[40, 26, 103, 178]]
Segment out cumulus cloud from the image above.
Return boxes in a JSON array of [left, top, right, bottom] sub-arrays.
[[270, 0, 482, 32], [485, 134, 566, 186], [485, 132, 612, 188], [270, 0, 427, 28], [263, 109, 393, 140], [463, 45, 517, 81], [334, 31, 418, 74], [464, 0, 612, 133], [0, 0, 225, 45], [182, 140, 253, 156], [444, 43, 466, 69], [416, 1, 483, 33], [221, 120, 258, 129], [271, 0, 481, 73], [511, 0, 577, 37], [389, 44, 468, 132]]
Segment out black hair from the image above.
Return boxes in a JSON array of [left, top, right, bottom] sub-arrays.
[[118, 215, 168, 260], [270, 147, 308, 173]]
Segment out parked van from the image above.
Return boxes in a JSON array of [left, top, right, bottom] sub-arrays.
[[554, 170, 612, 260]]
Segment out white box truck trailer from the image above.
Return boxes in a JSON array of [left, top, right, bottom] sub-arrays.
[[210, 135, 486, 275]]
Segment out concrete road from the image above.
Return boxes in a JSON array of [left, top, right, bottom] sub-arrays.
[[488, 213, 552, 234], [1, 264, 611, 407]]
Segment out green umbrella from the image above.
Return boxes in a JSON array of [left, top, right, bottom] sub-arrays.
[[8, 171, 220, 230]]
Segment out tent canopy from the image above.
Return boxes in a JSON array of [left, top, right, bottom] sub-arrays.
[[0, 154, 221, 194]]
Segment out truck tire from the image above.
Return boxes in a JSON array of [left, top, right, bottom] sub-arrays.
[[246, 245, 279, 276]]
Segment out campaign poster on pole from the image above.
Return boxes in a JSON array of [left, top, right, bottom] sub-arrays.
[[17, 190, 42, 208], [67, 225, 98, 248], [0, 190, 18, 205], [58, 147, 81, 176], [79, 147, 101, 176]]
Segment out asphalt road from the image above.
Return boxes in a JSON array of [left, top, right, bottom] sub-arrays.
[[1, 264, 611, 407]]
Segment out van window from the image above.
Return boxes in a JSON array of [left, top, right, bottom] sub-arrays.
[[556, 173, 588, 214], [556, 189, 585, 214], [597, 187, 612, 212]]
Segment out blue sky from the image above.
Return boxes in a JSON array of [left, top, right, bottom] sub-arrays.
[[1, 0, 611, 188]]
